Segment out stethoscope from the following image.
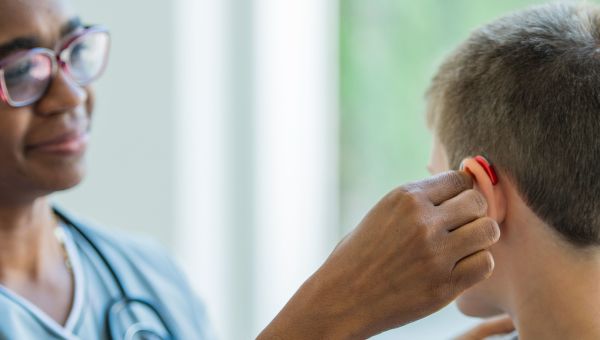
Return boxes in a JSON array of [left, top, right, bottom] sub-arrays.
[[52, 208, 178, 340]]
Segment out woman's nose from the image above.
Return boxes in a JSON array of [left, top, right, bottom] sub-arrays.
[[34, 69, 88, 116]]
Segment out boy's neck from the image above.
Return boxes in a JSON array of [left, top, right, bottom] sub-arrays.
[[502, 207, 600, 340]]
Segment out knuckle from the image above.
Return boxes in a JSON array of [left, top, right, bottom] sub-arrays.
[[386, 186, 411, 204], [396, 188, 423, 210], [413, 218, 432, 242]]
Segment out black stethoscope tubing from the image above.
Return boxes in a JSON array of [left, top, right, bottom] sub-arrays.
[[52, 207, 178, 340]]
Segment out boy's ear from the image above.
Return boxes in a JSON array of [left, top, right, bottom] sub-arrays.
[[460, 156, 506, 223]]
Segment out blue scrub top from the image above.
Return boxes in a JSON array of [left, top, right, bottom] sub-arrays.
[[0, 208, 215, 340]]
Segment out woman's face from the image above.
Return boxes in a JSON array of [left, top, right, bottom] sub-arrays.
[[0, 0, 93, 203]]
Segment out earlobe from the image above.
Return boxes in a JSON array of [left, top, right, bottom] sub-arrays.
[[460, 156, 506, 223]]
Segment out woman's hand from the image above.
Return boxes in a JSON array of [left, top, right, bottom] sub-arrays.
[[454, 315, 515, 340], [258, 171, 501, 339]]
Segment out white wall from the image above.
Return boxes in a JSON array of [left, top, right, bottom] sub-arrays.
[[172, 0, 235, 338], [54, 0, 176, 247], [56, 1, 341, 339], [252, 0, 339, 335], [174, 0, 340, 338]]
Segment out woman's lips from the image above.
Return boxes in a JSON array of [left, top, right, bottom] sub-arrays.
[[27, 131, 89, 155]]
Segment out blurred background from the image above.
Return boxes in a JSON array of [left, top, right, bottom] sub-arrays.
[[55, 0, 554, 339]]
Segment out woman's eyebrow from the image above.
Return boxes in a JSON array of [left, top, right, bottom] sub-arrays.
[[61, 17, 83, 36], [0, 37, 40, 59], [0, 17, 83, 60]]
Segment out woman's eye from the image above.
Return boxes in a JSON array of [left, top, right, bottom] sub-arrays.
[[4, 60, 32, 83], [70, 42, 89, 62], [71, 43, 83, 57]]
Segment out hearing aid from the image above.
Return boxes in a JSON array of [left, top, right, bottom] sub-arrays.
[[460, 155, 504, 221], [459, 155, 498, 185]]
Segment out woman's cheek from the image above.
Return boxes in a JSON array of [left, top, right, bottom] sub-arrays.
[[85, 86, 95, 117]]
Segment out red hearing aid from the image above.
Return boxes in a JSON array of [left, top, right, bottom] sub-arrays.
[[474, 155, 498, 185], [460, 155, 499, 185], [459, 155, 503, 220]]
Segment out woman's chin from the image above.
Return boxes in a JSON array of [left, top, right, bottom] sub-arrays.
[[36, 163, 87, 193], [22, 148, 89, 193], [50, 173, 85, 192]]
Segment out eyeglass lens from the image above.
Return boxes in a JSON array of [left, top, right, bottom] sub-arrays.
[[3, 52, 54, 105], [2, 30, 109, 107], [64, 31, 110, 85]]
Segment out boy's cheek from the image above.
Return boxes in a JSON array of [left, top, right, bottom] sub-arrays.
[[428, 137, 451, 174]]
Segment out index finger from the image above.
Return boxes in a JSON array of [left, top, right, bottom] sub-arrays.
[[418, 171, 473, 205]]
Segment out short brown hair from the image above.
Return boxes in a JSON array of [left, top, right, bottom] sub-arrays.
[[426, 2, 600, 247]]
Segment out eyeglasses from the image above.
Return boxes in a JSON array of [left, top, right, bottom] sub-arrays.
[[0, 26, 110, 108]]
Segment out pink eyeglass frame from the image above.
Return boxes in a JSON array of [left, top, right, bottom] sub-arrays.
[[0, 25, 110, 108]]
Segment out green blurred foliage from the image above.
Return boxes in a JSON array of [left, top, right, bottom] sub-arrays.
[[339, 0, 559, 230]]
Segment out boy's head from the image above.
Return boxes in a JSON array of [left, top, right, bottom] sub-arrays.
[[426, 2, 600, 316]]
